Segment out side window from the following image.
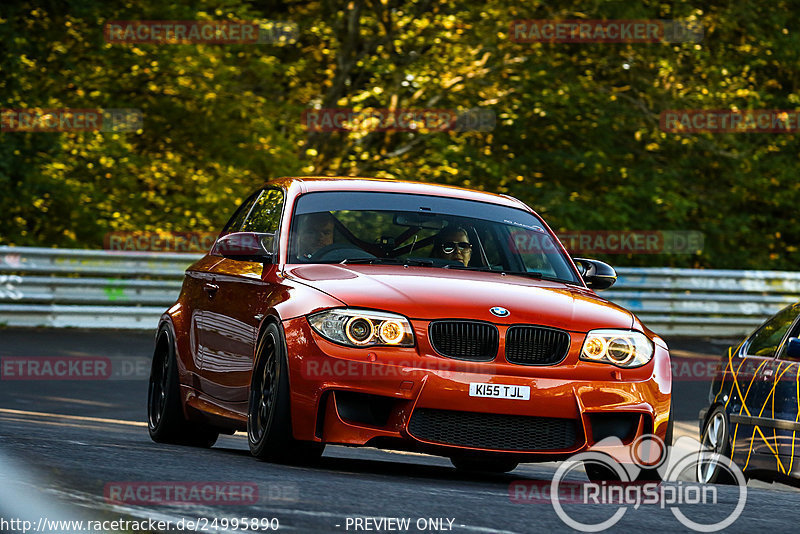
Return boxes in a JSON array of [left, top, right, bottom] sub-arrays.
[[777, 307, 800, 361], [221, 191, 261, 234], [242, 188, 284, 234], [745, 304, 800, 357]]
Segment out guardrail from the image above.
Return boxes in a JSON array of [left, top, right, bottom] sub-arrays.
[[0, 248, 194, 330], [1, 247, 797, 337]]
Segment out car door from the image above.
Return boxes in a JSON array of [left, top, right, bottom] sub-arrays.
[[728, 304, 800, 459], [189, 190, 261, 382], [197, 188, 285, 405], [769, 312, 800, 462]]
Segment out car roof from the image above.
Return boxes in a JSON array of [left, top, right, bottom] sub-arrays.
[[264, 176, 529, 211]]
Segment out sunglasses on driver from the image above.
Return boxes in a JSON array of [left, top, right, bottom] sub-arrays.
[[440, 241, 472, 254]]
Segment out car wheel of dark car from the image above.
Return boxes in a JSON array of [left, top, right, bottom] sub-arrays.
[[697, 406, 736, 484], [148, 326, 219, 448], [450, 455, 519, 474], [247, 322, 325, 463]]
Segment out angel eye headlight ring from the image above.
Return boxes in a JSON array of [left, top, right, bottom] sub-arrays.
[[345, 316, 374, 345], [580, 330, 654, 368], [308, 309, 415, 348]]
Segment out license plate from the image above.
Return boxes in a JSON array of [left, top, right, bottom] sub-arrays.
[[469, 383, 530, 400]]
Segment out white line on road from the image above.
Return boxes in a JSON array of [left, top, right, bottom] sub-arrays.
[[0, 407, 147, 427]]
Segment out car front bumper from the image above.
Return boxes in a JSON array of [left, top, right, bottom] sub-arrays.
[[283, 316, 672, 459]]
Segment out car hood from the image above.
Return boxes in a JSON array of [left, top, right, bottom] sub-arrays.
[[286, 264, 633, 332]]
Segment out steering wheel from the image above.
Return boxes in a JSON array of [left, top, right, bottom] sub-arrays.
[[308, 243, 375, 262]]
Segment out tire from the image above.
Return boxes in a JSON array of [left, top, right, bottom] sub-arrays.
[[634, 401, 674, 482], [247, 322, 324, 464], [584, 461, 628, 482], [664, 400, 674, 448], [584, 462, 663, 482], [696, 405, 737, 484], [450, 455, 519, 474], [147, 326, 218, 448]]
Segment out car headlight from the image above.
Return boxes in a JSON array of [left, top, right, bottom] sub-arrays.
[[308, 309, 415, 348], [580, 329, 654, 368]]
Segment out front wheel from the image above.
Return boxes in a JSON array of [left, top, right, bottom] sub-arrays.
[[247, 323, 324, 463], [696, 406, 737, 484], [147, 326, 218, 448]]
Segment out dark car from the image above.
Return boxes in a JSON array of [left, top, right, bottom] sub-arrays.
[[698, 301, 800, 484]]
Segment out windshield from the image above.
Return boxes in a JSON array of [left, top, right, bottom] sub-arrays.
[[289, 191, 581, 284]]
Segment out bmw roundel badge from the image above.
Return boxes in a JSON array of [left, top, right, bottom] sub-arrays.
[[490, 306, 510, 317]]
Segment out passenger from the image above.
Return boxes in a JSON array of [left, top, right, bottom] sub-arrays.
[[431, 227, 472, 267], [295, 212, 335, 260]]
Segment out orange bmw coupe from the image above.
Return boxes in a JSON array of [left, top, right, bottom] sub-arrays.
[[148, 177, 672, 474]]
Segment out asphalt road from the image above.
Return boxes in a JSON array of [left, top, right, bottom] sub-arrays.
[[0, 329, 797, 534]]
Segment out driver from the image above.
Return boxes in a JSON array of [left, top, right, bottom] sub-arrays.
[[431, 227, 472, 267], [294, 212, 335, 260]]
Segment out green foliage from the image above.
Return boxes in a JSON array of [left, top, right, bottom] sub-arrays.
[[1, 0, 799, 269]]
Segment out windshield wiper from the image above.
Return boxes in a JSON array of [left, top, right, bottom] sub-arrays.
[[340, 257, 435, 267], [442, 264, 503, 274]]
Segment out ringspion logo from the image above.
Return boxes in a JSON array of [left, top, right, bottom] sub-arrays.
[[513, 435, 747, 532]]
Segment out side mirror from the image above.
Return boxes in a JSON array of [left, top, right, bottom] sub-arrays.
[[572, 257, 617, 290], [785, 338, 800, 361], [213, 232, 274, 263]]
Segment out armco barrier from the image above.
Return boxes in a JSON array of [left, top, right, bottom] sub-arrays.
[[0, 247, 194, 330], [0, 247, 797, 336]]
